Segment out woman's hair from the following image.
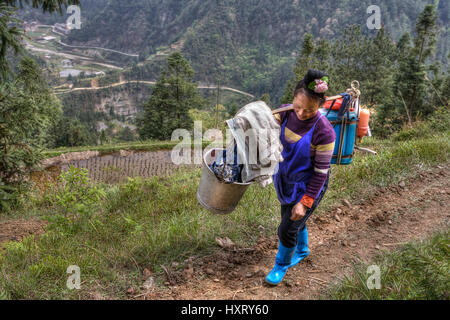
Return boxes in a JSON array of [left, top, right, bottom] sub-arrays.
[[294, 69, 329, 107]]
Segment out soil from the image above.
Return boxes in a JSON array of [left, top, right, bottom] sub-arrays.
[[37, 150, 200, 184], [135, 165, 449, 300], [0, 219, 47, 248]]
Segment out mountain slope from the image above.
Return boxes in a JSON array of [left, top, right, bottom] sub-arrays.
[[21, 0, 449, 102]]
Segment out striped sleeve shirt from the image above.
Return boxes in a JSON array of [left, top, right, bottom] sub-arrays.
[[274, 105, 336, 207]]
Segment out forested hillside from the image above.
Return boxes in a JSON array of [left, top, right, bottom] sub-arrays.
[[21, 0, 449, 102], [12, 1, 450, 146]]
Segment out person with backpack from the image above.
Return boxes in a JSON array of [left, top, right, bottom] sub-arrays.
[[266, 69, 337, 285]]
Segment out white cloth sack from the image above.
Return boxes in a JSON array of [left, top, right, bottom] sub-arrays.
[[225, 101, 283, 187]]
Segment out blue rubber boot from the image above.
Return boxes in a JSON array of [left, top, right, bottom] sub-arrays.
[[289, 225, 309, 268], [265, 240, 295, 286]]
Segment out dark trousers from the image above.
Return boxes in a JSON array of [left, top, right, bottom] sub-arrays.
[[278, 171, 330, 248]]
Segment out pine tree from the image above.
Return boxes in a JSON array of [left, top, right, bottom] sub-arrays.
[[0, 58, 61, 186], [280, 79, 296, 105], [0, 4, 23, 81], [259, 93, 271, 107], [363, 27, 396, 107], [49, 117, 91, 148], [99, 130, 107, 145], [109, 106, 115, 119], [17, 58, 63, 146], [425, 61, 448, 108], [281, 34, 316, 104], [313, 38, 331, 72], [119, 127, 135, 142], [374, 6, 441, 135], [373, 33, 413, 135], [138, 52, 204, 140], [293, 34, 316, 82], [406, 4, 438, 121], [330, 25, 368, 93]]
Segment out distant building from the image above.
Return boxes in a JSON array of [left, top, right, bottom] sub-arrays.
[[43, 36, 56, 41], [61, 59, 73, 68], [24, 21, 38, 32], [60, 69, 82, 78], [97, 122, 108, 132]]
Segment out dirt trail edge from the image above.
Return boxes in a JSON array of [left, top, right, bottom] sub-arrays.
[[144, 165, 449, 300], [0, 219, 47, 246]]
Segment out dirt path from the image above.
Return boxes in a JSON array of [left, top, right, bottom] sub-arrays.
[[54, 80, 255, 98], [35, 24, 139, 57], [25, 43, 123, 70], [0, 219, 47, 248], [142, 165, 449, 300], [56, 40, 139, 57]]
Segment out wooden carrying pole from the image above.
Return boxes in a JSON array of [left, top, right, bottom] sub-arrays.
[[272, 95, 343, 115], [224, 94, 345, 125]]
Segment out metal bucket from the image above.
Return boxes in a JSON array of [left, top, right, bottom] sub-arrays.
[[196, 148, 251, 214]]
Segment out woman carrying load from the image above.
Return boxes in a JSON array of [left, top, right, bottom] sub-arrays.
[[266, 69, 336, 285]]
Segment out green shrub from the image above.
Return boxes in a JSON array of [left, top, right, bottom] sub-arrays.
[[46, 166, 106, 233]]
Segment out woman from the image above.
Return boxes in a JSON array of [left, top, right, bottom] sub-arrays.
[[266, 69, 336, 285]]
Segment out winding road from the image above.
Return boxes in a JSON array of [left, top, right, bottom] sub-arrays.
[[56, 40, 139, 58], [25, 43, 123, 70], [32, 24, 255, 99], [55, 80, 255, 98], [36, 24, 139, 57]]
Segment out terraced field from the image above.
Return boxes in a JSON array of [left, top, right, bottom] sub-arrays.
[[41, 150, 201, 184]]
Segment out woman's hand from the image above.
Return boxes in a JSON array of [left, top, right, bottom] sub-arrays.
[[290, 202, 308, 221]]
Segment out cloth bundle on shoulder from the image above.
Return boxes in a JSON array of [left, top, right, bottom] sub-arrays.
[[210, 101, 283, 187]]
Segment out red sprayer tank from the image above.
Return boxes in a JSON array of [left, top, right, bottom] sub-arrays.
[[357, 109, 370, 140]]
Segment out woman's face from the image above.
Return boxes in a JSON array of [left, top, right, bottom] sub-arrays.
[[292, 92, 319, 121]]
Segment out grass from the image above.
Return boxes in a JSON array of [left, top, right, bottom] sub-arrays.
[[325, 230, 450, 300], [0, 115, 449, 299], [0, 168, 281, 299]]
